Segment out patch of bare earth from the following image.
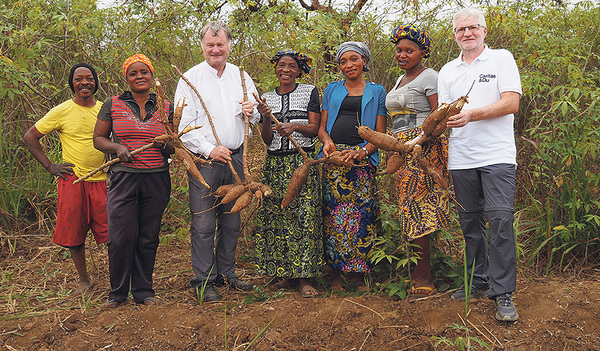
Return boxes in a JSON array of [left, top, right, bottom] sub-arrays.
[[1, 234, 599, 351]]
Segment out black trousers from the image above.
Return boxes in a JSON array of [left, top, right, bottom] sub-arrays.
[[107, 171, 170, 303]]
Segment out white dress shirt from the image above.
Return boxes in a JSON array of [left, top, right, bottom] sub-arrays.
[[174, 61, 260, 157]]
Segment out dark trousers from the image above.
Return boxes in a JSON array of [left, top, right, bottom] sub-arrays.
[[188, 152, 243, 287], [452, 163, 517, 298], [107, 171, 170, 302]]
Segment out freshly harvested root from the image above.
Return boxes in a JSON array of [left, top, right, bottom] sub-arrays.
[[215, 183, 236, 198], [173, 97, 185, 133], [327, 151, 354, 168], [426, 81, 474, 138], [281, 163, 311, 209], [411, 144, 422, 164], [419, 159, 448, 190], [229, 190, 253, 213], [431, 94, 469, 137], [376, 152, 405, 175], [422, 103, 451, 135], [174, 147, 210, 188], [357, 125, 409, 152], [220, 184, 247, 205]]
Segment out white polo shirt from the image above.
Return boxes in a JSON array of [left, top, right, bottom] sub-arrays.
[[438, 45, 522, 170], [175, 61, 260, 157]]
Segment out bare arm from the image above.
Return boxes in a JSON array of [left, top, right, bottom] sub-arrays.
[[274, 110, 320, 138], [93, 119, 133, 162], [426, 93, 439, 111], [23, 126, 74, 180], [257, 97, 274, 145], [446, 92, 520, 128], [346, 114, 387, 162]]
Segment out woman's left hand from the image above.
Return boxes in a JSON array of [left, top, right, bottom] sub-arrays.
[[340, 149, 365, 163], [274, 123, 297, 137]]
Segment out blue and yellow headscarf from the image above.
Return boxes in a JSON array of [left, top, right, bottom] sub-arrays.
[[269, 50, 312, 78], [390, 24, 431, 59]]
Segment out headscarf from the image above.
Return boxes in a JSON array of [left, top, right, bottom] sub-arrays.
[[269, 50, 312, 78], [122, 54, 155, 77], [335, 41, 371, 72], [390, 24, 431, 59], [68, 63, 99, 94]]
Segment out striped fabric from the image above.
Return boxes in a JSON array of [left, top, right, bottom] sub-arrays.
[[110, 97, 169, 169]]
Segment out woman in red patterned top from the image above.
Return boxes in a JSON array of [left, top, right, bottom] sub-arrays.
[[94, 54, 174, 308]]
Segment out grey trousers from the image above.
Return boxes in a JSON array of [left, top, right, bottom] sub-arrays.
[[188, 152, 244, 288], [452, 163, 517, 298]]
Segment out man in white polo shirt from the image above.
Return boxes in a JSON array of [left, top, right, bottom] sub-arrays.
[[438, 7, 522, 321]]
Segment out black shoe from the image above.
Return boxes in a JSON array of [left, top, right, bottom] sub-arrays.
[[495, 293, 519, 321], [197, 283, 221, 302], [450, 285, 490, 301], [227, 277, 253, 291], [213, 275, 226, 287]]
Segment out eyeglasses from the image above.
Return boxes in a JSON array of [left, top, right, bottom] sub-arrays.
[[454, 24, 483, 34]]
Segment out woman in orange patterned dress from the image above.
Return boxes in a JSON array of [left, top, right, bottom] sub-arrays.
[[386, 25, 450, 297]]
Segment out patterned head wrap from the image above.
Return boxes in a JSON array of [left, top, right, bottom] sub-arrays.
[[390, 24, 431, 58], [269, 50, 312, 78], [122, 54, 155, 77], [69, 63, 99, 94], [335, 41, 371, 72]]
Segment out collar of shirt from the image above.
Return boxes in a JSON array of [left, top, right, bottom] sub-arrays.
[[453, 44, 490, 67], [119, 91, 158, 121]]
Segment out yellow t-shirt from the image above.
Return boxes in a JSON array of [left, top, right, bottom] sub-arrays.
[[35, 99, 107, 181]]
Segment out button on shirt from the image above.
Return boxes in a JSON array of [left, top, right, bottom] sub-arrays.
[[174, 61, 260, 157]]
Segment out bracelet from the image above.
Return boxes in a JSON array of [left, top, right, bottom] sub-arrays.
[[361, 146, 369, 155]]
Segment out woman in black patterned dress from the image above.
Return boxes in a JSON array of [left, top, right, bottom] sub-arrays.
[[255, 50, 323, 297]]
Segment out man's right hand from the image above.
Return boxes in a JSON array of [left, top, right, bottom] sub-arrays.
[[46, 163, 75, 180], [209, 145, 233, 163]]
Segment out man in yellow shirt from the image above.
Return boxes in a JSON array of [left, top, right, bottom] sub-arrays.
[[24, 63, 108, 291]]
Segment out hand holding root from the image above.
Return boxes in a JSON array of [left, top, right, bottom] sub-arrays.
[[359, 84, 473, 187]]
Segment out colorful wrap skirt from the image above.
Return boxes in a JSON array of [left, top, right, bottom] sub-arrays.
[[394, 128, 450, 240], [255, 152, 323, 278], [323, 145, 380, 273]]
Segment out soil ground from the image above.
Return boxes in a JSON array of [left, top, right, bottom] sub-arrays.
[[1, 232, 599, 351]]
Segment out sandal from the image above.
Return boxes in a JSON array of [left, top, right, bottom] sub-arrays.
[[409, 286, 437, 297]]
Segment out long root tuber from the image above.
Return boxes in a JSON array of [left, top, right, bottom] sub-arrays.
[[422, 103, 451, 135], [327, 151, 354, 168], [229, 190, 253, 213], [357, 126, 409, 152], [281, 163, 310, 209], [376, 152, 405, 175], [220, 184, 247, 205]]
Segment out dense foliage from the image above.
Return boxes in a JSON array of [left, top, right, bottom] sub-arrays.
[[1, 0, 598, 278]]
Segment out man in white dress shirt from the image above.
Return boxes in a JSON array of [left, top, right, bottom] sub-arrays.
[[175, 21, 260, 302], [438, 7, 522, 321]]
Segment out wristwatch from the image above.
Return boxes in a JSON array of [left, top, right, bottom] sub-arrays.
[[361, 146, 369, 155]]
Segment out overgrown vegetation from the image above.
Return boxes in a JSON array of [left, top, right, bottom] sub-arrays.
[[1, 0, 598, 291]]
